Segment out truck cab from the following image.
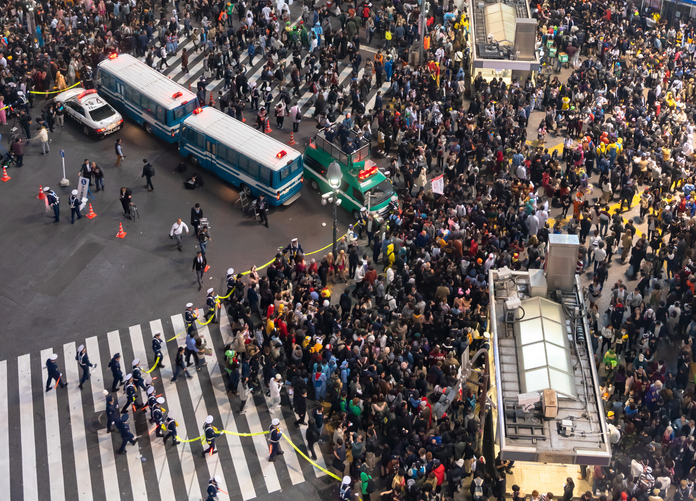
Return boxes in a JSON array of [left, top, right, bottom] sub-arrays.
[[303, 125, 395, 220]]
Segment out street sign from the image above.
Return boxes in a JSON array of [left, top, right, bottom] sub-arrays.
[[60, 150, 65, 158], [77, 176, 90, 200]]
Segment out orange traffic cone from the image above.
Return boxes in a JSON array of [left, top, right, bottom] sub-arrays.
[[210, 92, 215, 107], [264, 118, 272, 134], [37, 185, 45, 200], [85, 203, 97, 219], [116, 222, 127, 238], [0, 166, 10, 182], [204, 265, 210, 272], [288, 131, 297, 146]]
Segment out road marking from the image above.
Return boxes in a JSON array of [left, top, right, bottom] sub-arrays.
[[18, 354, 38, 501], [0, 361, 8, 498], [63, 342, 94, 501], [171, 313, 211, 500], [85, 336, 106, 413], [243, 379, 281, 493], [41, 348, 66, 501], [149, 319, 191, 499], [211, 309, 256, 500]]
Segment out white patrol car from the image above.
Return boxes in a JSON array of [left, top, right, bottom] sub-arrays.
[[54, 88, 123, 137]]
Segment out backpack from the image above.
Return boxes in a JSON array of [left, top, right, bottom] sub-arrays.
[[147, 163, 155, 176], [474, 478, 484, 500], [366, 479, 376, 494]]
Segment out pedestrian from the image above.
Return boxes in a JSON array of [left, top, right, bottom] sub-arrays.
[[163, 415, 180, 445], [119, 187, 132, 217], [305, 417, 320, 460], [238, 375, 250, 413], [43, 187, 60, 223], [76, 344, 96, 389], [152, 331, 166, 368], [171, 346, 193, 382], [131, 358, 147, 392], [257, 193, 269, 228], [185, 332, 202, 369], [204, 288, 218, 323], [191, 203, 204, 234], [104, 391, 118, 432], [121, 373, 141, 413], [80, 159, 93, 185], [152, 397, 165, 437], [269, 373, 283, 411], [202, 415, 222, 457], [69, 189, 82, 224], [92, 162, 104, 191], [141, 159, 155, 191], [45, 353, 68, 391], [11, 138, 24, 167], [117, 414, 138, 454], [181, 47, 189, 74], [294, 388, 307, 427], [108, 353, 123, 392], [35, 126, 50, 154], [268, 418, 284, 461], [115, 138, 125, 166], [197, 224, 212, 256], [184, 302, 198, 335], [275, 101, 286, 129], [170, 218, 189, 251], [193, 251, 207, 290]]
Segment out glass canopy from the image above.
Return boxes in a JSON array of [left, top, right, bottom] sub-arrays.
[[514, 297, 576, 398], [484, 3, 517, 46]]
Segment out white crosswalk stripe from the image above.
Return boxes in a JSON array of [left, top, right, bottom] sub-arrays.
[[1, 311, 331, 501], [41, 348, 66, 501]]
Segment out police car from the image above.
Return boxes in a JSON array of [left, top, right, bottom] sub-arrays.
[[54, 87, 123, 137]]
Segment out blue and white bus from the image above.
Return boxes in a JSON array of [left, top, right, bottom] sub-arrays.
[[96, 53, 199, 143], [179, 107, 304, 205]]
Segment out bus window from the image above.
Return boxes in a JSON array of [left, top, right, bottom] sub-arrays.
[[237, 155, 248, 173], [246, 161, 259, 179], [259, 166, 270, 186], [226, 149, 237, 166], [195, 130, 204, 148], [206, 141, 216, 155], [156, 105, 165, 123], [217, 144, 229, 162], [141, 95, 155, 117]]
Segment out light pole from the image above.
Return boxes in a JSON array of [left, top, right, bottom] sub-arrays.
[[327, 161, 343, 258]]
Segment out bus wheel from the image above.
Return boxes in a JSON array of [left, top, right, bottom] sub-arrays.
[[144, 122, 153, 135], [240, 184, 252, 196], [188, 154, 199, 167], [310, 179, 320, 191], [352, 210, 361, 221]]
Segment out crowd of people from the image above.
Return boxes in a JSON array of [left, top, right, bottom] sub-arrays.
[[8, 0, 696, 498]]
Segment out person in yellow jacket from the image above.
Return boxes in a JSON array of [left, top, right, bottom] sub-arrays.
[[386, 243, 395, 269]]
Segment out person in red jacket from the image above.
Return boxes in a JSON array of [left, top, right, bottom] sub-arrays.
[[432, 458, 446, 493]]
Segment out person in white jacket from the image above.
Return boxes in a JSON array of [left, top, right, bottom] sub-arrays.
[[269, 373, 283, 411]]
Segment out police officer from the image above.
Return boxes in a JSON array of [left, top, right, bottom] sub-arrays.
[[104, 390, 119, 433], [185, 302, 198, 335], [45, 353, 68, 391], [284, 238, 304, 261], [339, 476, 352, 500], [152, 397, 166, 438], [69, 189, 82, 224], [257, 193, 269, 228], [132, 358, 146, 392], [152, 331, 166, 368], [117, 414, 139, 454], [204, 288, 218, 324], [163, 415, 180, 446], [268, 418, 284, 461], [145, 386, 157, 419], [202, 415, 222, 457], [44, 186, 60, 223], [206, 477, 222, 501], [355, 207, 368, 239], [224, 268, 236, 302], [76, 344, 96, 390], [121, 373, 141, 414], [108, 353, 123, 392]]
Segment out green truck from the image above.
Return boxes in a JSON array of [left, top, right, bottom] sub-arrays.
[[303, 127, 396, 220]]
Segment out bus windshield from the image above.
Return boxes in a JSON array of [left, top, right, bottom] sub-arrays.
[[173, 101, 197, 122]]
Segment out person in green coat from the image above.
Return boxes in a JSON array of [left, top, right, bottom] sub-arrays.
[[300, 24, 310, 48]]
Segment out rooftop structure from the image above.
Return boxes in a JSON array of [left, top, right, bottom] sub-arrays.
[[488, 236, 611, 466]]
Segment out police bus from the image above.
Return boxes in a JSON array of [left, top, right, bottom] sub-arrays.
[[179, 107, 303, 205], [96, 53, 199, 143]]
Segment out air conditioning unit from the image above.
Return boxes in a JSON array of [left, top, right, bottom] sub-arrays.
[[505, 296, 522, 323]]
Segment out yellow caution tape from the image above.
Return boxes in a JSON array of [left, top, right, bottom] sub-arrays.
[[239, 231, 349, 276], [145, 357, 160, 374], [166, 308, 217, 342], [281, 433, 341, 481], [29, 81, 83, 95], [174, 429, 270, 443], [217, 286, 236, 300]]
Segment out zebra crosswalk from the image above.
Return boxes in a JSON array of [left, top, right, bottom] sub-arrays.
[[1, 307, 329, 501], [138, 29, 390, 121]]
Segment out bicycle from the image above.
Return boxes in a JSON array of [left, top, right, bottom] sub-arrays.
[[127, 202, 140, 220]]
